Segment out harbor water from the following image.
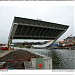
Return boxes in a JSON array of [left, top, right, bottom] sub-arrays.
[[28, 48, 75, 69]]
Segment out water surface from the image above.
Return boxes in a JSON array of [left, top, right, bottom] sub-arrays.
[[28, 48, 75, 69]]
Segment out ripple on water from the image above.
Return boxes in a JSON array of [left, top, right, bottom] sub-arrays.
[[52, 49, 75, 69]]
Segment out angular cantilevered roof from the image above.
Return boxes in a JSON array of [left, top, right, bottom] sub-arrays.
[[8, 17, 69, 44]]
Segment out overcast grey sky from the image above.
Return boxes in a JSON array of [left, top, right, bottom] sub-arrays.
[[0, 4, 74, 44]]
